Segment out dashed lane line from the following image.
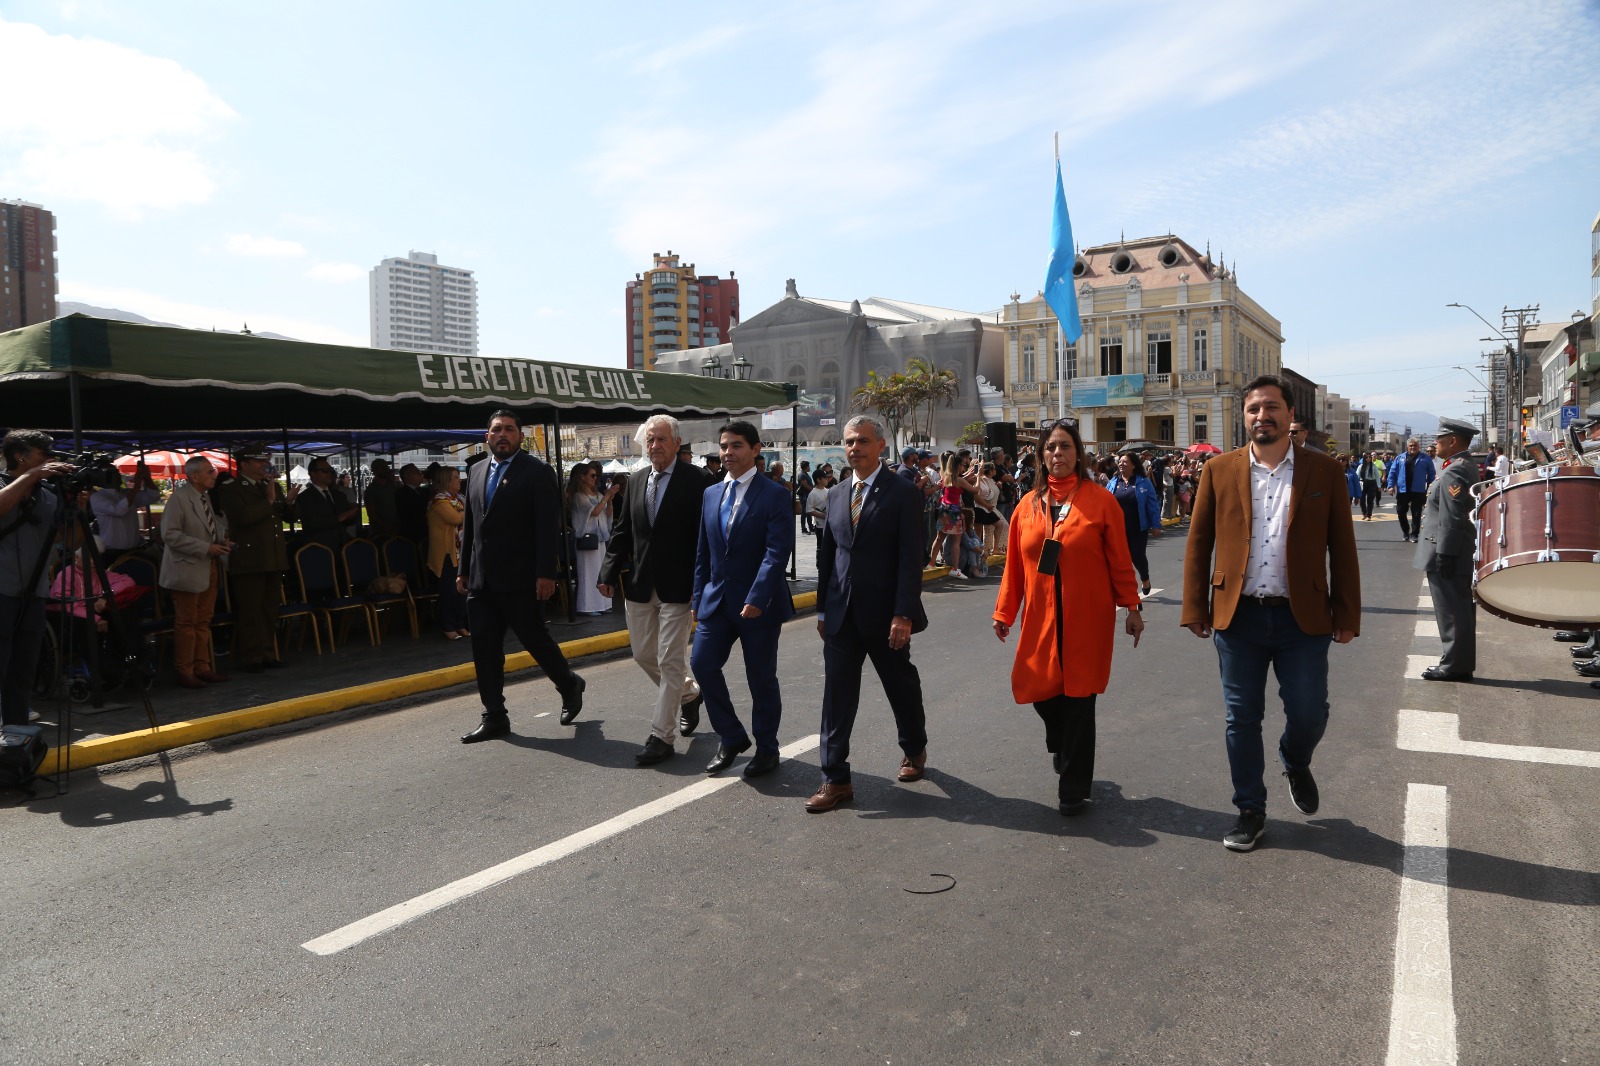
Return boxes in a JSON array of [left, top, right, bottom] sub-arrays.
[[1398, 709, 1600, 768], [303, 733, 823, 956], [1384, 783, 1457, 1066]]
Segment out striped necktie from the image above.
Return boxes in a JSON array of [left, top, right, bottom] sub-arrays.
[[851, 481, 866, 529], [648, 470, 662, 523]]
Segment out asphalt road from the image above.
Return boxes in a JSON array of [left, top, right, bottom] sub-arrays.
[[5, 507, 1597, 1065]]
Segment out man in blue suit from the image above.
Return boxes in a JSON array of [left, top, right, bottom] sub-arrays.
[[805, 415, 929, 813], [691, 420, 795, 777]]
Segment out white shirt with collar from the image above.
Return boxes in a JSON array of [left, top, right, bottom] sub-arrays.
[[849, 465, 882, 496], [720, 465, 759, 528], [1246, 443, 1294, 598]]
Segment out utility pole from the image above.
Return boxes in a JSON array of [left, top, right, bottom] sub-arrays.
[[1502, 305, 1539, 452]]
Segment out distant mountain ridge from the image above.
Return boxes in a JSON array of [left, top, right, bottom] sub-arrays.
[[1366, 409, 1446, 438], [57, 302, 299, 342]]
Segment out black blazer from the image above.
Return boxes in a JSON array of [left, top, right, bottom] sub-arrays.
[[296, 485, 351, 549], [459, 451, 560, 593], [395, 484, 429, 545], [599, 459, 710, 604], [816, 469, 928, 637]]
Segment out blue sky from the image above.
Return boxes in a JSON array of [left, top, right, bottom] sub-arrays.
[[4, 0, 1598, 421]]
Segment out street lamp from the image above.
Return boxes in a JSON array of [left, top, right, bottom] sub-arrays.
[[700, 353, 753, 380], [699, 354, 723, 378]]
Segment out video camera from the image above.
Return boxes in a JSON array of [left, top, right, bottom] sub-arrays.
[[45, 450, 124, 494]]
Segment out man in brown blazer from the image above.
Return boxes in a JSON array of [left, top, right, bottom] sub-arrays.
[[1182, 375, 1360, 852]]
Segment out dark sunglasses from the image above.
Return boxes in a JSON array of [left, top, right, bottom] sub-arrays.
[[1043, 417, 1079, 430]]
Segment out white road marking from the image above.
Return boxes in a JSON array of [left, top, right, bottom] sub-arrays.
[[1398, 709, 1600, 768], [1385, 783, 1456, 1066], [1414, 619, 1439, 640], [1141, 587, 1165, 600], [302, 733, 823, 956], [1406, 655, 1436, 679], [533, 712, 551, 718], [1416, 596, 1432, 612]]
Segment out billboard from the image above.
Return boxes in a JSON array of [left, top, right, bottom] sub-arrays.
[[1107, 374, 1145, 406]]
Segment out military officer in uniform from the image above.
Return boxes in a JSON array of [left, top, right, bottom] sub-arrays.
[[219, 444, 299, 672], [1415, 417, 1480, 681]]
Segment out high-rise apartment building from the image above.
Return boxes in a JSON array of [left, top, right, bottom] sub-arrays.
[[625, 251, 739, 370], [1, 199, 58, 335], [370, 250, 478, 356]]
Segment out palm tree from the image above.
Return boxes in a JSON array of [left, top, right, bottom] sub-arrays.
[[904, 357, 960, 447], [852, 370, 915, 452]]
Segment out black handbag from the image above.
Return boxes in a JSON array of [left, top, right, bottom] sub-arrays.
[[574, 532, 600, 551]]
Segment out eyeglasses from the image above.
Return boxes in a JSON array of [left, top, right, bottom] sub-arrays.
[[1043, 417, 1079, 430]]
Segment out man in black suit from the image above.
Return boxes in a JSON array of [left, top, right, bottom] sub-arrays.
[[395, 462, 429, 546], [457, 410, 585, 743], [805, 415, 929, 812], [296, 456, 359, 549], [598, 414, 710, 765]]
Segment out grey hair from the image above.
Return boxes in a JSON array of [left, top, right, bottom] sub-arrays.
[[1407, 437, 1420, 446], [844, 414, 886, 441], [183, 455, 215, 477], [636, 413, 682, 448]]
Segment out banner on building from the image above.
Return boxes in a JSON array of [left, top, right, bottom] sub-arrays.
[[1107, 374, 1145, 406]]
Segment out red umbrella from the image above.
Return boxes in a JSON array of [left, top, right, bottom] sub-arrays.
[[1186, 442, 1222, 456], [114, 449, 237, 479]]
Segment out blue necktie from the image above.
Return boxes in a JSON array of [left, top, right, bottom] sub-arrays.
[[720, 482, 736, 535], [486, 461, 506, 504]]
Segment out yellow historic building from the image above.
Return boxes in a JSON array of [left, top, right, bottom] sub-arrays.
[[998, 235, 1283, 449]]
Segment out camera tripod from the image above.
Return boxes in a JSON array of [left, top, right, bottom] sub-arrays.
[[18, 488, 160, 796]]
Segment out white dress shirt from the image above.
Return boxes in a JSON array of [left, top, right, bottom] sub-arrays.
[[720, 466, 759, 528], [1246, 444, 1294, 598]]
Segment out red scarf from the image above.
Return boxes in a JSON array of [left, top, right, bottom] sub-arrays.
[[1046, 473, 1080, 500]]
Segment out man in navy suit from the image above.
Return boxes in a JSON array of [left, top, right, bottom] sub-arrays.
[[598, 413, 711, 766], [805, 415, 929, 812], [457, 410, 585, 743], [691, 420, 795, 777]]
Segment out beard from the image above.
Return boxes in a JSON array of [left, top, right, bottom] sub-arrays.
[[1250, 421, 1283, 444]]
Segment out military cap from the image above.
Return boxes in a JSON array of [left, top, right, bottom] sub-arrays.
[[235, 443, 273, 461], [1436, 417, 1478, 441]]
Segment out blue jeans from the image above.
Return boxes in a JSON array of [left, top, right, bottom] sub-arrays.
[[1213, 599, 1331, 813]]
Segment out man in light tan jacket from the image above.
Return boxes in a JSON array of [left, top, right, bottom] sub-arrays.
[[159, 456, 234, 688]]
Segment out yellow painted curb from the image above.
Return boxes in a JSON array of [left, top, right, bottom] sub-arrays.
[[44, 569, 938, 775]]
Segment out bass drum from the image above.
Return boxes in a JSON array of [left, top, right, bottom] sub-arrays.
[[1473, 464, 1600, 628]]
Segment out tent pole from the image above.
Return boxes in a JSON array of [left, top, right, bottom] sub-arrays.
[[282, 428, 297, 531], [790, 403, 798, 581], [551, 409, 575, 624], [68, 371, 84, 452]]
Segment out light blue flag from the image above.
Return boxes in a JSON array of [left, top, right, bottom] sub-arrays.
[[1043, 159, 1083, 345]]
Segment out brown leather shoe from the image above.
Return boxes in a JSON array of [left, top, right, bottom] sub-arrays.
[[175, 672, 206, 690], [194, 670, 231, 683], [897, 749, 927, 783], [804, 782, 854, 813]]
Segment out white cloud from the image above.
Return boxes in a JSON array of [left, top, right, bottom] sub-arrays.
[[587, 1, 1324, 265], [305, 261, 366, 283], [227, 233, 306, 258], [0, 18, 236, 218], [59, 281, 367, 347]]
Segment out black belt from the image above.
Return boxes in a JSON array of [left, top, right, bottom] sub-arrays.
[[1242, 594, 1289, 607]]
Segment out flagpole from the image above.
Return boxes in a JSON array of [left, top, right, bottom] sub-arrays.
[[1055, 133, 1065, 418]]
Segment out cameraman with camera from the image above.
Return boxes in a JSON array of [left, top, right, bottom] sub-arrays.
[[0, 430, 73, 726]]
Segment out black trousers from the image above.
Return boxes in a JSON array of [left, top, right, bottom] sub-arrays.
[[1125, 527, 1150, 584], [1397, 492, 1425, 536], [1360, 483, 1380, 518], [0, 594, 44, 726], [1034, 694, 1096, 803], [818, 612, 927, 784], [467, 586, 577, 717]]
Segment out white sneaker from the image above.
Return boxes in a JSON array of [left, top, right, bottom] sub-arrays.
[[27, 708, 41, 722], [949, 569, 968, 580]]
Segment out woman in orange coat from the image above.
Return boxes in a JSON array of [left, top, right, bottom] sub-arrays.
[[992, 418, 1144, 814]]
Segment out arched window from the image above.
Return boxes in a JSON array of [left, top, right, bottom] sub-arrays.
[[819, 360, 840, 401], [787, 364, 807, 391]]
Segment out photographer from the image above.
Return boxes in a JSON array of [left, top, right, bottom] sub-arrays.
[[90, 462, 161, 565], [1, 430, 73, 726]]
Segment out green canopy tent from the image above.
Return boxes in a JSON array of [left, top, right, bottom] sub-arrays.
[[0, 314, 795, 436]]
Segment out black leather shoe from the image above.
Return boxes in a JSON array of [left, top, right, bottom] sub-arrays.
[[704, 739, 751, 774], [1051, 752, 1063, 775], [1283, 767, 1319, 814], [1573, 646, 1598, 658], [558, 676, 586, 725], [461, 716, 510, 743], [635, 736, 675, 765], [742, 751, 780, 778], [1058, 799, 1091, 816], [262, 658, 288, 670], [678, 693, 703, 736], [1555, 630, 1589, 642], [1578, 661, 1600, 678], [1421, 666, 1472, 682]]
